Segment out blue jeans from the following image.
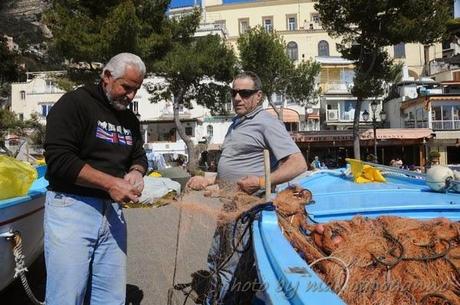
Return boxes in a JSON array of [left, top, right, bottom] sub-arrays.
[[44, 191, 127, 305]]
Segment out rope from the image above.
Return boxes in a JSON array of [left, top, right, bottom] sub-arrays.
[[8, 231, 45, 305], [167, 202, 184, 305], [308, 256, 350, 296]]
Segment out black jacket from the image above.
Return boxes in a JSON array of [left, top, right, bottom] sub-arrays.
[[44, 83, 147, 199]]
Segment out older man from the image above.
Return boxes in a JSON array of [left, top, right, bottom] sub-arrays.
[[44, 53, 147, 305], [187, 71, 307, 304]]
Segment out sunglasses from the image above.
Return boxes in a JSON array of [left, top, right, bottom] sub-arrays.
[[230, 88, 259, 98]]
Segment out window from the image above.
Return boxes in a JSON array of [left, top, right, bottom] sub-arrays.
[[207, 125, 214, 137], [20, 90, 26, 100], [45, 79, 53, 91], [273, 93, 283, 106], [41, 103, 53, 117], [443, 105, 453, 121], [185, 126, 193, 136], [432, 106, 442, 120], [394, 43, 406, 58], [310, 13, 321, 25], [285, 122, 298, 132], [239, 18, 250, 34], [287, 16, 296, 31], [215, 20, 226, 30], [18, 113, 24, 121], [318, 40, 330, 57], [287, 41, 298, 61], [263, 17, 273, 32]]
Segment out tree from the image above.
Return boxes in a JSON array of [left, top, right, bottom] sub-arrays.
[[315, 0, 451, 160], [238, 26, 320, 117], [0, 36, 24, 103], [44, 0, 173, 85], [285, 60, 321, 107], [149, 10, 237, 172]]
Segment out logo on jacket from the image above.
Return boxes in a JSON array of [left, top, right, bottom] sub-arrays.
[[96, 120, 133, 146]]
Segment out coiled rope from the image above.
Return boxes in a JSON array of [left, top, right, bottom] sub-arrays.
[[7, 231, 45, 305]]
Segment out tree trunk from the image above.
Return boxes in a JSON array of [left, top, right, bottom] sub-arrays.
[[423, 45, 430, 76], [353, 97, 363, 160], [173, 90, 198, 174], [267, 94, 283, 121]]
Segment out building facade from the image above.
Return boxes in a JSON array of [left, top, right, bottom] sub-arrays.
[[10, 71, 66, 124]]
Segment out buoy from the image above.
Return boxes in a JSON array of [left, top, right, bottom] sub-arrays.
[[453, 170, 460, 193], [426, 165, 454, 192]]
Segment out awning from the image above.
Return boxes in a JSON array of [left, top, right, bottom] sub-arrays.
[[360, 128, 432, 140], [292, 128, 433, 143], [266, 108, 300, 123]]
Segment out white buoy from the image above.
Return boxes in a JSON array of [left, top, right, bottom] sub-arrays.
[[426, 165, 454, 192], [453, 170, 460, 193]]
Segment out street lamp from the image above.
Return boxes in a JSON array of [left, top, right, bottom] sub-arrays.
[[369, 100, 386, 163]]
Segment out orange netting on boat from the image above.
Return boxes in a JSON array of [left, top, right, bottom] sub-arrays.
[[274, 186, 460, 305]]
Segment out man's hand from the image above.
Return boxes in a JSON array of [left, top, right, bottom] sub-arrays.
[[108, 177, 142, 203], [186, 176, 211, 191], [236, 175, 260, 194], [124, 170, 144, 192]]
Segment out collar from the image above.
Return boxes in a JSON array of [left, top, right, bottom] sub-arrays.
[[231, 106, 263, 128]]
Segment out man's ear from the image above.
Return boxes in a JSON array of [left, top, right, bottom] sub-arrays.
[[102, 70, 112, 84]]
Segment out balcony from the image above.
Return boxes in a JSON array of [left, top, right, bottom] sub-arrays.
[[404, 120, 429, 128], [432, 120, 460, 130], [195, 23, 228, 38], [320, 81, 352, 94]]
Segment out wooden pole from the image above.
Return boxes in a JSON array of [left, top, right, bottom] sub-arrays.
[[264, 149, 271, 201]]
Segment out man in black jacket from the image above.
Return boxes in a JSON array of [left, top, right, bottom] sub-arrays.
[[44, 53, 147, 305]]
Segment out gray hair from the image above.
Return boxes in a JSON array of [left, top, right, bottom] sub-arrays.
[[101, 53, 146, 79], [233, 71, 262, 90]]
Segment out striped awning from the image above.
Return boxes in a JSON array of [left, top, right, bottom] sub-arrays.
[[266, 108, 300, 123]]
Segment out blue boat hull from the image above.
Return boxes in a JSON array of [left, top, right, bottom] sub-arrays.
[[0, 165, 48, 291], [252, 171, 460, 305]]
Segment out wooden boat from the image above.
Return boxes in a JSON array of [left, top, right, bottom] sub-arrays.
[[0, 165, 47, 291], [252, 165, 460, 305]]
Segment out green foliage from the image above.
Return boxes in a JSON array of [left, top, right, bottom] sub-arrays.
[[238, 26, 292, 100], [0, 109, 45, 144], [24, 113, 46, 145], [0, 108, 21, 131], [0, 36, 24, 85], [316, 0, 451, 46], [238, 26, 320, 106], [150, 28, 237, 114], [44, 0, 173, 84], [285, 60, 322, 105]]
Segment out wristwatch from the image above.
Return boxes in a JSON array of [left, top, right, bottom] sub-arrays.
[[129, 165, 145, 176]]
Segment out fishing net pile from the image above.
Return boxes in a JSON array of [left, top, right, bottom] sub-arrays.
[[275, 186, 460, 305]]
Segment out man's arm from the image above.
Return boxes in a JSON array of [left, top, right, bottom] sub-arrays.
[[270, 152, 307, 185], [237, 152, 307, 194]]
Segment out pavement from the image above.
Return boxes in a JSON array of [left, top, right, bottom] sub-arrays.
[[0, 191, 222, 305]]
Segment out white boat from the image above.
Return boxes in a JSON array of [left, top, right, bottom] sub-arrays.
[[0, 165, 47, 291]]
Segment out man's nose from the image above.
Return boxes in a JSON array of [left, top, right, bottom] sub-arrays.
[[126, 90, 136, 100], [233, 93, 242, 101]]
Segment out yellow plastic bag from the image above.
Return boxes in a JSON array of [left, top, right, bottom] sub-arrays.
[[0, 155, 38, 200], [346, 158, 386, 184]]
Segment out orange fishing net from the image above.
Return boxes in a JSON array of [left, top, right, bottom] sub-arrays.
[[274, 186, 460, 305]]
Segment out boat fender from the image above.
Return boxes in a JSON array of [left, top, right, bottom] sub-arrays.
[[453, 170, 460, 193], [426, 165, 454, 192]]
